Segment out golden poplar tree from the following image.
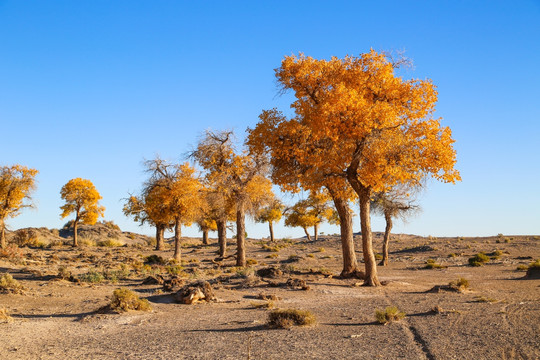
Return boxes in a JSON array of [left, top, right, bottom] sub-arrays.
[[191, 130, 271, 266], [255, 198, 284, 242], [248, 50, 460, 285], [60, 178, 105, 247], [0, 165, 38, 249]]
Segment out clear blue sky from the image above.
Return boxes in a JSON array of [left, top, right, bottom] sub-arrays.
[[1, 0, 539, 238]]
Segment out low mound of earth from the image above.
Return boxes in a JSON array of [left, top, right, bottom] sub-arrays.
[[0, 232, 539, 359], [5, 223, 153, 247]]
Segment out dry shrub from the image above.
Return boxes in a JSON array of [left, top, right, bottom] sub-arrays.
[[469, 253, 490, 267], [268, 309, 316, 328], [449, 277, 469, 291], [0, 273, 25, 294], [0, 244, 24, 261], [97, 239, 124, 247], [424, 259, 447, 269], [251, 300, 275, 309], [525, 259, 540, 279], [109, 288, 152, 312], [0, 307, 14, 323], [375, 306, 406, 324]]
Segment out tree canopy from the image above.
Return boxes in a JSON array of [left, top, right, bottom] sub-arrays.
[[0, 165, 38, 248]]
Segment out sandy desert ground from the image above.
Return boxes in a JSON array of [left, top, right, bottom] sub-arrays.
[[1, 228, 539, 360]]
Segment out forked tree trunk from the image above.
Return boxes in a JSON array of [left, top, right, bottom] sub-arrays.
[[155, 224, 165, 251], [73, 220, 79, 247], [236, 201, 246, 267], [332, 196, 363, 278], [217, 219, 227, 258], [268, 221, 275, 242], [313, 224, 319, 241], [347, 154, 381, 287], [0, 219, 6, 249], [173, 218, 182, 262], [358, 188, 381, 286], [303, 227, 312, 241], [202, 229, 209, 245], [380, 212, 393, 266]]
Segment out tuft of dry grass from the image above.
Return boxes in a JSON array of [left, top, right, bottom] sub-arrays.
[[109, 288, 152, 312], [0, 307, 14, 323], [251, 300, 275, 309], [0, 273, 25, 294], [268, 309, 316, 328], [424, 259, 447, 269], [375, 306, 406, 324], [469, 253, 490, 267], [449, 277, 469, 292]]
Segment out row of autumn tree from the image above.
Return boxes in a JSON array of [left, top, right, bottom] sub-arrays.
[[0, 50, 460, 286]]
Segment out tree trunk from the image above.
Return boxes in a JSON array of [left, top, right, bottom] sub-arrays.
[[173, 218, 182, 262], [73, 220, 79, 247], [0, 219, 6, 249], [303, 227, 312, 241], [332, 196, 363, 278], [313, 223, 319, 241], [236, 201, 246, 267], [380, 212, 393, 266], [202, 229, 209, 245], [268, 221, 275, 242], [358, 188, 381, 286], [217, 219, 227, 258], [155, 224, 165, 251]]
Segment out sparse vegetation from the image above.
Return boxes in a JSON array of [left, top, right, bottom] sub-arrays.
[[267, 309, 316, 328], [0, 307, 14, 323], [424, 259, 447, 269], [375, 306, 406, 324], [109, 288, 152, 312], [469, 253, 490, 267], [449, 277, 470, 292], [0, 273, 25, 294]]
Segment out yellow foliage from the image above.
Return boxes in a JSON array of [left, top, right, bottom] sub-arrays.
[[0, 165, 38, 221], [60, 178, 105, 225]]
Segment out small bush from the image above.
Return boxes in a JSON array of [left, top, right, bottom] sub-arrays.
[[0, 273, 25, 294], [266, 253, 278, 259], [449, 277, 469, 291], [469, 253, 490, 267], [109, 288, 152, 312], [375, 253, 383, 260], [251, 300, 275, 309], [144, 254, 167, 265], [57, 266, 72, 280], [97, 239, 124, 247], [317, 247, 325, 253], [424, 259, 447, 269], [516, 264, 529, 271], [0, 244, 24, 261], [448, 253, 458, 258], [78, 270, 105, 283], [0, 307, 13, 323], [246, 258, 258, 266], [375, 306, 406, 324], [165, 265, 185, 276], [268, 309, 316, 328]]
